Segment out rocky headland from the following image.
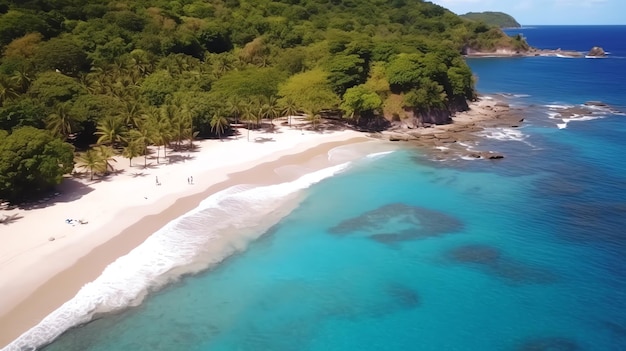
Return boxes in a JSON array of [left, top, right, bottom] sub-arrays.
[[465, 46, 608, 59], [372, 98, 623, 161], [376, 97, 524, 161], [586, 46, 607, 57]]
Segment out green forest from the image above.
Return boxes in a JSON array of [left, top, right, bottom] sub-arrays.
[[0, 0, 526, 202], [460, 11, 522, 28]]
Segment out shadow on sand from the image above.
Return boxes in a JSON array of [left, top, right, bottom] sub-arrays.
[[0, 213, 24, 225], [14, 178, 95, 211]]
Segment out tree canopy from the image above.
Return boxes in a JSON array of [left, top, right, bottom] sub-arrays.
[[0, 0, 528, 202], [0, 126, 74, 202], [460, 12, 522, 28]]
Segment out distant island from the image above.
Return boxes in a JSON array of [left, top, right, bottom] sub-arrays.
[[460, 12, 522, 28]]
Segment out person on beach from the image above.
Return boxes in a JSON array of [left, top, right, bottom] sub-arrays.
[[190, 176, 193, 184]]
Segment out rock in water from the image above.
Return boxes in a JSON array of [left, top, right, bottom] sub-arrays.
[[587, 46, 606, 57]]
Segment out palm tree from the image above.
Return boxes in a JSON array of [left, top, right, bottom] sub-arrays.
[[129, 49, 155, 78], [77, 149, 105, 181], [184, 106, 198, 149], [129, 121, 155, 168], [0, 75, 19, 106], [212, 53, 234, 78], [111, 73, 138, 99], [154, 105, 174, 163], [281, 98, 299, 127], [95, 116, 127, 147], [210, 110, 230, 141], [86, 71, 110, 95], [94, 145, 117, 173], [118, 100, 144, 129], [306, 108, 322, 130], [240, 102, 256, 142], [122, 141, 142, 167], [263, 96, 281, 130], [226, 97, 242, 124], [158, 104, 183, 149], [12, 64, 33, 93], [46, 102, 78, 140], [256, 104, 266, 129]]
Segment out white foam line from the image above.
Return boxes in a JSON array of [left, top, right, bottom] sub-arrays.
[[477, 127, 527, 142], [563, 115, 603, 123], [366, 151, 394, 159], [547, 112, 561, 119], [545, 104, 573, 110]]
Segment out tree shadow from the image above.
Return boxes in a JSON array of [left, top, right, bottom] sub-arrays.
[[167, 153, 196, 164], [141, 162, 158, 169], [0, 213, 24, 225], [99, 169, 126, 182], [254, 137, 276, 143], [15, 178, 95, 210], [216, 137, 238, 142], [304, 119, 352, 134], [131, 172, 148, 178]]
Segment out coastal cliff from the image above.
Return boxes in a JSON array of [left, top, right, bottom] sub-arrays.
[[379, 97, 525, 160], [404, 96, 470, 127]]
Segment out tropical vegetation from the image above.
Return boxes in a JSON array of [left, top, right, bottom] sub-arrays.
[[460, 11, 522, 29], [0, 0, 526, 202]]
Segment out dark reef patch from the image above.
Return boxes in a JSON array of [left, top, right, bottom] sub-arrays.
[[450, 244, 501, 264], [448, 244, 558, 285], [516, 336, 581, 351], [603, 320, 626, 339], [556, 201, 626, 244], [386, 283, 420, 309], [329, 203, 463, 243]]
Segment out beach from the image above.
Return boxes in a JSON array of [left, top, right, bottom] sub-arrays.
[[0, 101, 510, 349], [0, 119, 373, 349]]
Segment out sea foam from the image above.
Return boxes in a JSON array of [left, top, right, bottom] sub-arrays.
[[365, 151, 394, 159], [477, 127, 527, 142], [4, 162, 351, 351]]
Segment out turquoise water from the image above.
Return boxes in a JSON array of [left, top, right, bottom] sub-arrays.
[[32, 26, 626, 351]]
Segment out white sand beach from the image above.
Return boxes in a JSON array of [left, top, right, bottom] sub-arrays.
[[0, 119, 370, 348]]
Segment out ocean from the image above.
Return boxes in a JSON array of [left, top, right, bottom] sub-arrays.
[[10, 26, 626, 351]]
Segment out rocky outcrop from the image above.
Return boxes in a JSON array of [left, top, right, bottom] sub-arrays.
[[354, 115, 391, 132], [584, 101, 608, 107], [463, 46, 525, 57], [587, 46, 606, 57], [401, 97, 470, 128], [380, 97, 527, 161], [465, 151, 504, 160]]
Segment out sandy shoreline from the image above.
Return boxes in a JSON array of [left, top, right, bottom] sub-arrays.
[[0, 99, 511, 348]]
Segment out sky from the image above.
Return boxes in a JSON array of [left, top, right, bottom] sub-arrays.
[[428, 0, 625, 25]]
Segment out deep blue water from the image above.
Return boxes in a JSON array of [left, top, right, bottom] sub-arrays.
[[25, 26, 626, 351]]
